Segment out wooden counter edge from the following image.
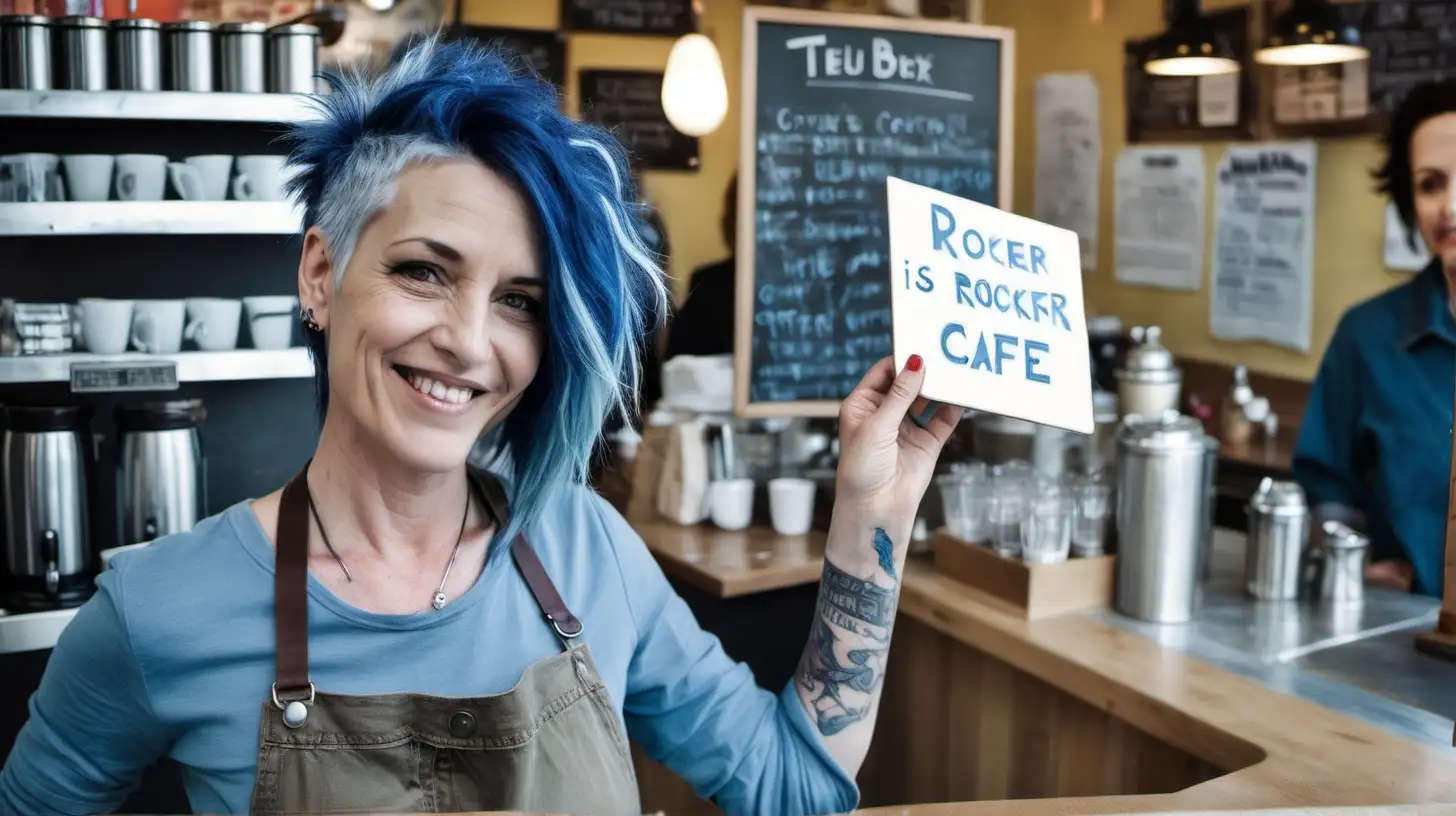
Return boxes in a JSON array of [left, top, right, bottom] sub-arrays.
[[892, 562, 1456, 810]]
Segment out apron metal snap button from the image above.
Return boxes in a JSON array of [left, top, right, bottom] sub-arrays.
[[449, 710, 477, 738], [282, 701, 309, 729]]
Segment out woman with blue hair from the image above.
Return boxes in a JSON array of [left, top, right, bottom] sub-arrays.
[[0, 35, 958, 816]]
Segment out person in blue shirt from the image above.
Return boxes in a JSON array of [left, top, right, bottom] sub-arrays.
[[0, 35, 961, 816], [1295, 79, 1456, 597]]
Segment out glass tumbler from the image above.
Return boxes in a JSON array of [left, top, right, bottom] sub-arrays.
[[960, 473, 991, 544], [1022, 493, 1073, 564], [987, 478, 1026, 558], [936, 474, 968, 540], [1072, 480, 1113, 557]]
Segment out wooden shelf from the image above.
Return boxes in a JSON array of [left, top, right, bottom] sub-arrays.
[[0, 89, 318, 123], [0, 201, 302, 236]]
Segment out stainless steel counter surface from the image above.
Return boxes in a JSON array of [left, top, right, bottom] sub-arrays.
[[1090, 529, 1456, 750]]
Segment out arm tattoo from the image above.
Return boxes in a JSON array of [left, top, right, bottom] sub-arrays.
[[797, 539, 899, 736], [873, 527, 896, 579]]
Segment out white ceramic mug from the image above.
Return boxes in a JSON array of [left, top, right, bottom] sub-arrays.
[[62, 154, 115, 202], [232, 155, 289, 201], [242, 295, 297, 350], [131, 299, 188, 354], [0, 153, 64, 202], [184, 297, 242, 351], [115, 154, 168, 202], [768, 477, 817, 536], [168, 155, 233, 201], [708, 478, 755, 532], [78, 298, 136, 355]]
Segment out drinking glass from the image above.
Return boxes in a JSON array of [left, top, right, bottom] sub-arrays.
[[1072, 480, 1114, 558], [987, 478, 1026, 557], [937, 474, 968, 539], [961, 473, 991, 544], [1022, 493, 1073, 564]]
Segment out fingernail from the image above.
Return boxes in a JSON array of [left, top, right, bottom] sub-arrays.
[[907, 354, 923, 372]]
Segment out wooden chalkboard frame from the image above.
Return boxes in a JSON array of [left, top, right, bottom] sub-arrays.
[[733, 5, 1016, 419]]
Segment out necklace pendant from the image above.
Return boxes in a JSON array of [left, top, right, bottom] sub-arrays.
[[432, 592, 447, 610]]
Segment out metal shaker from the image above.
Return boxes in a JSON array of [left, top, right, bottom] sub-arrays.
[[218, 22, 266, 93], [1113, 411, 1214, 623], [1244, 477, 1309, 600], [163, 20, 214, 92], [110, 18, 162, 91], [55, 16, 108, 91], [1, 14, 53, 90], [265, 23, 319, 94], [1313, 520, 1369, 604]]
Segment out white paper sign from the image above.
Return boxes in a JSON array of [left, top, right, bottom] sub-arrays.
[[886, 177, 1093, 434], [1114, 146, 1206, 291], [1034, 73, 1101, 272], [1210, 141, 1317, 352], [1384, 201, 1433, 272]]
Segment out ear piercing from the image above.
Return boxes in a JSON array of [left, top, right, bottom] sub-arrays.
[[300, 306, 322, 332]]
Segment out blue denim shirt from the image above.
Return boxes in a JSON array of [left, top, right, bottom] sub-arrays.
[[1293, 260, 1454, 597]]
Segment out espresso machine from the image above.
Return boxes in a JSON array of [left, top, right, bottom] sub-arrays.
[[1, 405, 96, 612], [116, 399, 206, 545]]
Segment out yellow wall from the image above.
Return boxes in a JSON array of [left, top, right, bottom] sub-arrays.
[[983, 0, 1409, 382], [459, 0, 745, 300]]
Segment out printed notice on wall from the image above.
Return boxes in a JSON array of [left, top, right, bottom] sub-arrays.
[[1114, 146, 1206, 290], [1384, 201, 1433, 272], [1209, 142, 1317, 352], [887, 177, 1093, 434], [1034, 73, 1100, 272]]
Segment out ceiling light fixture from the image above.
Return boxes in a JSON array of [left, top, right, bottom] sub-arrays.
[[1254, 0, 1369, 66], [661, 2, 728, 137], [1144, 0, 1241, 77]]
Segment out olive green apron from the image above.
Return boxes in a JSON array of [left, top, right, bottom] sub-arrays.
[[248, 467, 642, 815]]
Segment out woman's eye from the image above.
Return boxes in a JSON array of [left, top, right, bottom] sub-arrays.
[[1417, 174, 1447, 196], [500, 292, 542, 316], [394, 262, 441, 284]]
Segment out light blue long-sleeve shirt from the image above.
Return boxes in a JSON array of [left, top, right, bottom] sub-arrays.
[[0, 484, 857, 816]]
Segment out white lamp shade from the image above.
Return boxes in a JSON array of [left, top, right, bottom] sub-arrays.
[[662, 34, 729, 138]]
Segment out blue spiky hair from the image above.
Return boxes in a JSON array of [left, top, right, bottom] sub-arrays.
[[281, 34, 668, 551]]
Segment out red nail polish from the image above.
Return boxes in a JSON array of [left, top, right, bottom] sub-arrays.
[[907, 354, 923, 372]]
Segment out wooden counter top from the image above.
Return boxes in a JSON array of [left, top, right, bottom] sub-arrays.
[[635, 520, 825, 597]]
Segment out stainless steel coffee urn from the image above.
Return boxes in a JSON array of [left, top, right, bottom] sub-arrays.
[[1244, 477, 1310, 600], [117, 399, 206, 544], [1114, 411, 1215, 623], [2, 406, 95, 612]]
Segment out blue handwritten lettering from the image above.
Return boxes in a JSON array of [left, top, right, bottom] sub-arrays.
[[993, 334, 1017, 375], [941, 323, 968, 365], [930, 204, 958, 259], [1006, 240, 1027, 271], [1049, 293, 1071, 331], [1025, 339, 1051, 384], [1030, 245, 1048, 276], [992, 284, 1011, 313], [954, 273, 975, 308], [973, 279, 993, 308]]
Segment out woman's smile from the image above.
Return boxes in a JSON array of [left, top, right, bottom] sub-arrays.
[[394, 364, 485, 413]]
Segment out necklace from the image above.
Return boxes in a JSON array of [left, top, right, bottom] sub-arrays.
[[306, 485, 471, 611]]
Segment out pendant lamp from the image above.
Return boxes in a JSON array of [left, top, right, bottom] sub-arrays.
[[1254, 0, 1368, 66], [661, 4, 728, 138], [1144, 0, 1241, 77]]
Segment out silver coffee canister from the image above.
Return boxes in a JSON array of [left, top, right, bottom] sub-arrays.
[[1, 15, 53, 90], [1114, 411, 1213, 624], [218, 22, 266, 93], [111, 18, 162, 91], [1244, 477, 1310, 600], [265, 23, 319, 94], [163, 20, 214, 92], [1315, 520, 1370, 604], [56, 16, 107, 91]]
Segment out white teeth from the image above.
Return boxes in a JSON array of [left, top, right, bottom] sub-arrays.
[[405, 371, 473, 405]]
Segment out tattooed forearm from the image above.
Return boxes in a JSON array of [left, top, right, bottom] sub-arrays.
[[797, 530, 902, 736]]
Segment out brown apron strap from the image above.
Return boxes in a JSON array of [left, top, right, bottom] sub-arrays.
[[274, 468, 313, 698], [469, 467, 583, 641]]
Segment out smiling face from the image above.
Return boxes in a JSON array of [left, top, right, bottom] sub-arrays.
[[302, 158, 545, 474], [1411, 112, 1456, 270]]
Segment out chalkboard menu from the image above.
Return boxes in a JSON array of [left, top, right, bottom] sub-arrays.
[[1123, 6, 1253, 143], [578, 69, 700, 171], [451, 26, 567, 91], [560, 0, 695, 36], [736, 7, 1013, 417], [1271, 0, 1455, 134]]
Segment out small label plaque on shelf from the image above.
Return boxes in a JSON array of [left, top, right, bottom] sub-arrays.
[[70, 361, 179, 393]]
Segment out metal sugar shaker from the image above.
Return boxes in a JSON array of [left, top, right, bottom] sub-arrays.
[[1115, 326, 1183, 420], [1113, 410, 1211, 624], [162, 20, 214, 92], [218, 21, 265, 93], [55, 15, 107, 91], [1, 14, 53, 90], [110, 18, 162, 91], [1244, 477, 1309, 601], [1314, 520, 1369, 604]]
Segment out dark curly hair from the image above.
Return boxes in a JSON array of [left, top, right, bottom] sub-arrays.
[[1374, 79, 1456, 250]]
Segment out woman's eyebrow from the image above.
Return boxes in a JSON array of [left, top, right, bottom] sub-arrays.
[[389, 237, 463, 262], [506, 276, 544, 290]]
